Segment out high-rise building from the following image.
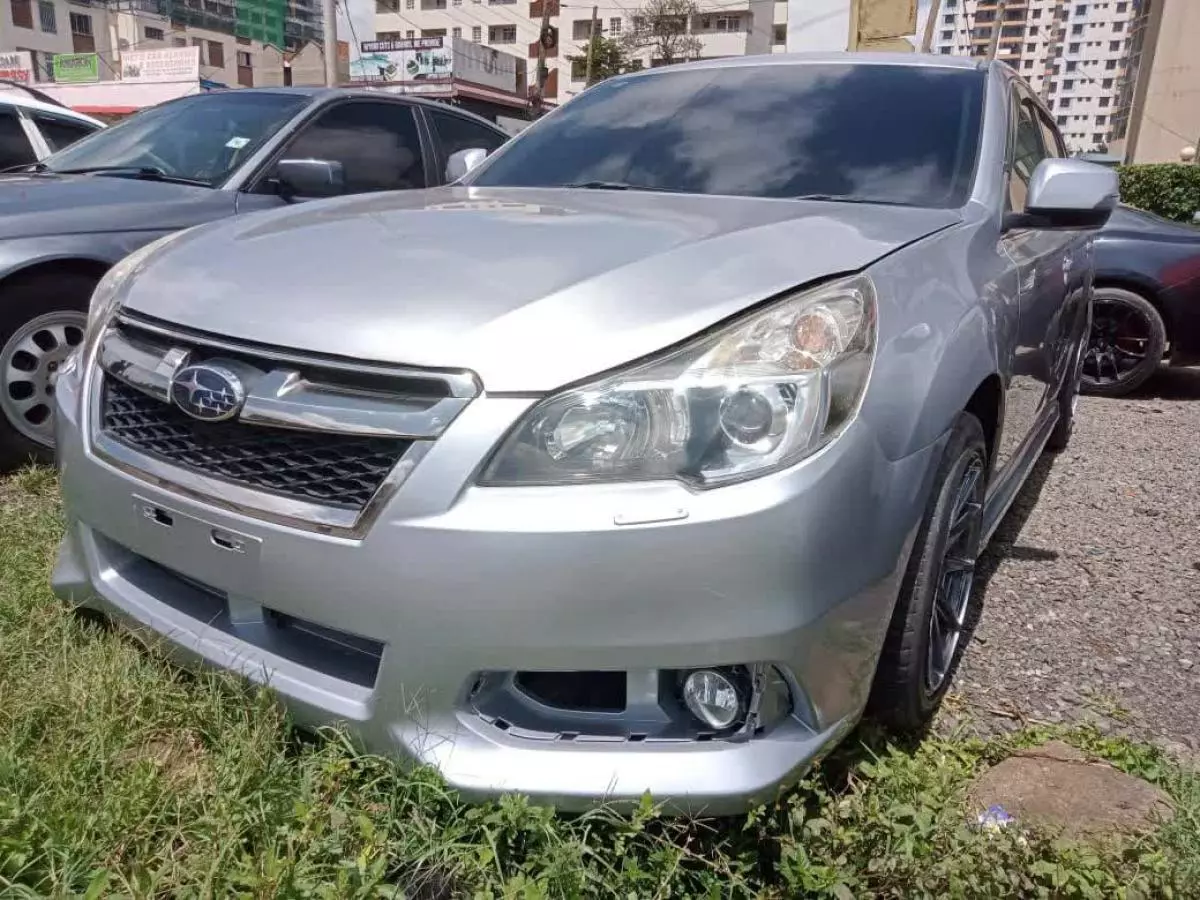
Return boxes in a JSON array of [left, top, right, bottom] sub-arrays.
[[1, 0, 334, 90], [141, 0, 323, 51], [932, 0, 1143, 153], [1110, 0, 1199, 163]]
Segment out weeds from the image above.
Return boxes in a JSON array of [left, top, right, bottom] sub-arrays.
[[1, 470, 1197, 897]]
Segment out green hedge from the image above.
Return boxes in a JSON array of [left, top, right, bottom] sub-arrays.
[[1117, 163, 1200, 222]]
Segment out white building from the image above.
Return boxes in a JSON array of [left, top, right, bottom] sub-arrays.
[[372, 0, 788, 106], [932, 0, 1141, 152], [2, 0, 338, 93]]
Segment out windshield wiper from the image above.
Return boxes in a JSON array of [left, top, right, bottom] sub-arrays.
[[791, 193, 914, 207], [52, 165, 210, 186], [0, 161, 49, 174], [561, 180, 689, 194]]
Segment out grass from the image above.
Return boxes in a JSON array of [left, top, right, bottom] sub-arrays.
[[1, 467, 1198, 898]]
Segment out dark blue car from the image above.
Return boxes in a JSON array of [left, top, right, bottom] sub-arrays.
[[1087, 204, 1200, 395]]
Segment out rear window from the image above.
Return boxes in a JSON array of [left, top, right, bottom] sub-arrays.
[[472, 63, 986, 208]]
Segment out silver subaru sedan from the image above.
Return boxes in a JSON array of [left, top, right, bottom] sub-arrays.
[[51, 53, 1117, 813]]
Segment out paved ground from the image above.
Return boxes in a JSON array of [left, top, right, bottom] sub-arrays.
[[940, 367, 1200, 759]]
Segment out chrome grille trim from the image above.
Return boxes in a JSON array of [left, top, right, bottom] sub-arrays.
[[100, 317, 475, 439], [86, 313, 465, 537], [116, 311, 480, 398]]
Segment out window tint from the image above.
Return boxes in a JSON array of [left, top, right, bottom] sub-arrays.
[[281, 101, 426, 194], [0, 109, 36, 171], [32, 111, 97, 152], [470, 64, 985, 207], [1009, 96, 1050, 212], [427, 109, 506, 161]]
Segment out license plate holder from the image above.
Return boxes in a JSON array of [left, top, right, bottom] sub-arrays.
[[131, 494, 263, 598]]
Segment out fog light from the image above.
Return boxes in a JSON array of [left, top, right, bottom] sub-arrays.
[[682, 669, 743, 730]]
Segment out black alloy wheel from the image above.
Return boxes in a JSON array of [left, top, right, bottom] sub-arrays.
[[1081, 288, 1167, 397]]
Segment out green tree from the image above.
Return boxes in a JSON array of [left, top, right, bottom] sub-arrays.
[[568, 35, 635, 86]]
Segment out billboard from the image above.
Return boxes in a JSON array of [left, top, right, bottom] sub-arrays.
[[120, 47, 201, 83], [453, 40, 518, 94], [351, 37, 518, 95], [354, 37, 453, 83], [52, 53, 100, 84], [0, 51, 34, 83]]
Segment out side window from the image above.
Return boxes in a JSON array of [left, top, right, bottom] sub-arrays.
[[0, 108, 37, 170], [427, 110, 506, 162], [1008, 95, 1049, 213], [31, 112, 99, 153], [1036, 111, 1066, 159], [273, 101, 426, 197]]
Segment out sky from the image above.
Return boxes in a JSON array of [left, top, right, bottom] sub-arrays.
[[338, 0, 375, 61]]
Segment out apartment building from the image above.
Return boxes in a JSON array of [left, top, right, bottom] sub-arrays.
[[932, 0, 1141, 153], [2, 0, 115, 81], [372, 0, 787, 104], [2, 0, 327, 88]]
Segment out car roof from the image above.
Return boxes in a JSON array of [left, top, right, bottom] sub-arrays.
[[0, 83, 106, 127], [199, 85, 506, 131], [628, 50, 989, 76]]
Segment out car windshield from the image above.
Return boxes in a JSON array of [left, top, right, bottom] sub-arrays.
[[40, 91, 310, 186], [470, 63, 985, 208]]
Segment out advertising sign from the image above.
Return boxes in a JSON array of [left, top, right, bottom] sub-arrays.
[[451, 38, 518, 94], [52, 53, 100, 84], [353, 36, 453, 83], [0, 50, 34, 83], [120, 47, 201, 83]]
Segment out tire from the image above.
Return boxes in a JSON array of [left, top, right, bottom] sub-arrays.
[[0, 271, 96, 472], [1080, 287, 1166, 397], [1045, 299, 1090, 453], [868, 412, 988, 733]]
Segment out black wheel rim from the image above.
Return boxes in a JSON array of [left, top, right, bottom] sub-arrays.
[[1082, 297, 1153, 388], [926, 453, 985, 695]]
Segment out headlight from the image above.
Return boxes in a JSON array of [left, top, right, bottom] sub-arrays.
[[86, 230, 190, 330], [480, 273, 877, 488]]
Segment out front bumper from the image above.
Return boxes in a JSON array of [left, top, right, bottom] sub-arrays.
[[52, 358, 940, 814]]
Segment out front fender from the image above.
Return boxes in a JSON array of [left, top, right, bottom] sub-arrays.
[[0, 230, 179, 284], [860, 220, 1008, 462]]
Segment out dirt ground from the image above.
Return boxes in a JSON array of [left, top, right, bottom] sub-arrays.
[[941, 367, 1200, 761]]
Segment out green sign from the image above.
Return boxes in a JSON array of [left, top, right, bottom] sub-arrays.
[[52, 53, 99, 83]]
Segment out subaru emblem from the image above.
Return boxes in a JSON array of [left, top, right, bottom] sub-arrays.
[[170, 363, 247, 422]]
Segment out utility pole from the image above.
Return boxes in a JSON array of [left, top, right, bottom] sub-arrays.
[[920, 0, 942, 53], [533, 0, 553, 115], [322, 0, 339, 87], [584, 4, 599, 87], [986, 0, 1007, 61]]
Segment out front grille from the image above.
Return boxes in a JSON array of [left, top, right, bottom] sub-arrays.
[[102, 377, 411, 510]]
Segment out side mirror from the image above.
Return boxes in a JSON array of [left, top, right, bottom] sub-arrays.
[[273, 158, 346, 200], [445, 147, 488, 183], [1008, 158, 1119, 231]]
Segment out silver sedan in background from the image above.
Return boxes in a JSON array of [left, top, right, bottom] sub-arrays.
[[52, 53, 1117, 813]]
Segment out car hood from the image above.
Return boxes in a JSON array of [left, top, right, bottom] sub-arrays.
[[0, 173, 235, 239], [122, 186, 960, 392], [1101, 204, 1200, 241]]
